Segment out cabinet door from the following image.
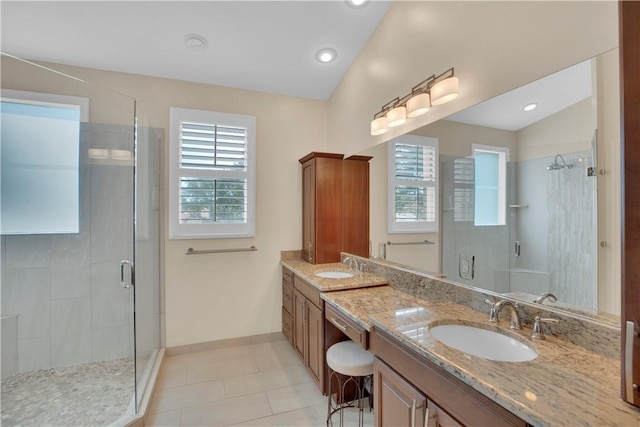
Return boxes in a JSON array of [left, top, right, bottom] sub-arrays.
[[293, 289, 305, 360], [427, 400, 462, 427], [306, 300, 324, 388], [374, 357, 427, 427], [301, 160, 315, 263], [342, 156, 371, 257]]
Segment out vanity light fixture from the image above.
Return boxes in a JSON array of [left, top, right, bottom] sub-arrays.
[[523, 103, 538, 112], [370, 67, 459, 136], [386, 105, 407, 127]]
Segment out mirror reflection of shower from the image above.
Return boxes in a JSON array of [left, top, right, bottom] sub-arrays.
[[547, 154, 574, 170]]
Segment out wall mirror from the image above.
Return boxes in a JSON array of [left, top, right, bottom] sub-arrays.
[[363, 48, 620, 325]]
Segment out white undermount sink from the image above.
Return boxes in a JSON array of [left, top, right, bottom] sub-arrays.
[[429, 324, 538, 362], [315, 271, 354, 279]]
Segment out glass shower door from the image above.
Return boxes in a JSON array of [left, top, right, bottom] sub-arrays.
[[133, 106, 162, 412], [0, 53, 137, 425]]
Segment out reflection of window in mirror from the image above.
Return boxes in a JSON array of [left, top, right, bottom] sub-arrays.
[[387, 135, 439, 233], [1, 89, 88, 235], [472, 144, 509, 226]]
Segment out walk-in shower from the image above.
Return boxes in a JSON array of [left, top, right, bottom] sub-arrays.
[[1, 54, 162, 426], [441, 149, 597, 312], [546, 154, 574, 170]]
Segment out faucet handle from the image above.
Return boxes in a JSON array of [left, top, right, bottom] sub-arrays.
[[531, 316, 560, 340], [358, 262, 366, 274], [484, 299, 498, 323]]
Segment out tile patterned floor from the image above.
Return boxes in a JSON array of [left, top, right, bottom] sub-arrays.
[[147, 337, 374, 427], [0, 357, 134, 427]]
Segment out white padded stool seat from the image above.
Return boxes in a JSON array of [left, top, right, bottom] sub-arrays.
[[327, 341, 373, 377]]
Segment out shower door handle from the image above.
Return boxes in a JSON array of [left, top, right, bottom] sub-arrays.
[[120, 260, 134, 289], [514, 241, 521, 258]]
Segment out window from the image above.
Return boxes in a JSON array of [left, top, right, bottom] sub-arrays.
[[388, 135, 439, 233], [473, 144, 509, 226], [169, 108, 255, 239], [453, 157, 474, 222], [1, 89, 88, 235]]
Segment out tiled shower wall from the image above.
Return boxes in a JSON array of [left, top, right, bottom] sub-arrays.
[[1, 123, 134, 376], [441, 151, 596, 311]]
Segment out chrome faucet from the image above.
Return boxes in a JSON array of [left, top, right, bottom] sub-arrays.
[[342, 256, 359, 273], [533, 292, 557, 304], [531, 316, 560, 339], [485, 299, 522, 329]]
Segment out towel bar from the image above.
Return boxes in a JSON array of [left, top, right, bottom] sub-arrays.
[[186, 246, 257, 255], [387, 240, 434, 246]]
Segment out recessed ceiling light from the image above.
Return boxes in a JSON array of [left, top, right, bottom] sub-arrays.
[[184, 34, 208, 52], [346, 0, 368, 7], [523, 103, 537, 112], [316, 48, 337, 64]]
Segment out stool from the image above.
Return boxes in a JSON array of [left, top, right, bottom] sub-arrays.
[[326, 340, 374, 427]]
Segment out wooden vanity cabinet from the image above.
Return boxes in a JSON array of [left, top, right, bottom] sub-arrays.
[[281, 267, 294, 346], [300, 152, 344, 264], [374, 356, 428, 427], [292, 274, 325, 390], [299, 152, 372, 264], [371, 328, 527, 427], [325, 303, 368, 349], [342, 155, 372, 258]]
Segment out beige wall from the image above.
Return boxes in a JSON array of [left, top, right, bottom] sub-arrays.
[[328, 1, 618, 157], [516, 98, 595, 161], [364, 120, 516, 273], [1, 57, 328, 347], [596, 48, 621, 316], [2, 1, 622, 347]]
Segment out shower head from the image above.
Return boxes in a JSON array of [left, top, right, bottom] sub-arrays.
[[547, 154, 573, 171]]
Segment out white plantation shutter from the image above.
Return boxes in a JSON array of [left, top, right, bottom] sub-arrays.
[[453, 157, 474, 222], [388, 135, 439, 233], [170, 108, 255, 239]]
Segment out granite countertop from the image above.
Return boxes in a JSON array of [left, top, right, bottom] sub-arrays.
[[321, 285, 425, 331], [281, 258, 388, 292], [320, 285, 640, 427]]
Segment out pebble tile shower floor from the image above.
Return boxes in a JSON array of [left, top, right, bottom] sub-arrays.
[[1, 357, 134, 426]]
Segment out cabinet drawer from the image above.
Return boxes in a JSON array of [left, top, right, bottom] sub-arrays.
[[326, 303, 368, 349], [282, 307, 293, 346], [282, 266, 294, 286], [282, 280, 293, 315], [293, 274, 322, 308]]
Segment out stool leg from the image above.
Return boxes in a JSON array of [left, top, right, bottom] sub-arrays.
[[326, 368, 334, 427]]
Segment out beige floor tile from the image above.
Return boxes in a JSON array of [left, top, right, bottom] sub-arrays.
[[266, 381, 328, 414], [155, 364, 188, 389], [231, 406, 326, 427], [145, 409, 182, 426], [255, 345, 303, 372], [149, 379, 225, 413], [186, 356, 258, 384], [149, 338, 373, 427], [223, 366, 309, 398], [180, 392, 273, 426]]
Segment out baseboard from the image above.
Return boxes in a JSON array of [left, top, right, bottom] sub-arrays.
[[165, 332, 286, 357]]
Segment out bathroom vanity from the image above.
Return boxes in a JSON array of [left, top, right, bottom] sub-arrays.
[[281, 257, 387, 393], [282, 253, 640, 426]]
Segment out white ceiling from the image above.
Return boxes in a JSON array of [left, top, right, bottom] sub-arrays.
[[0, 1, 392, 100], [446, 59, 593, 131], [1, 1, 592, 131]]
